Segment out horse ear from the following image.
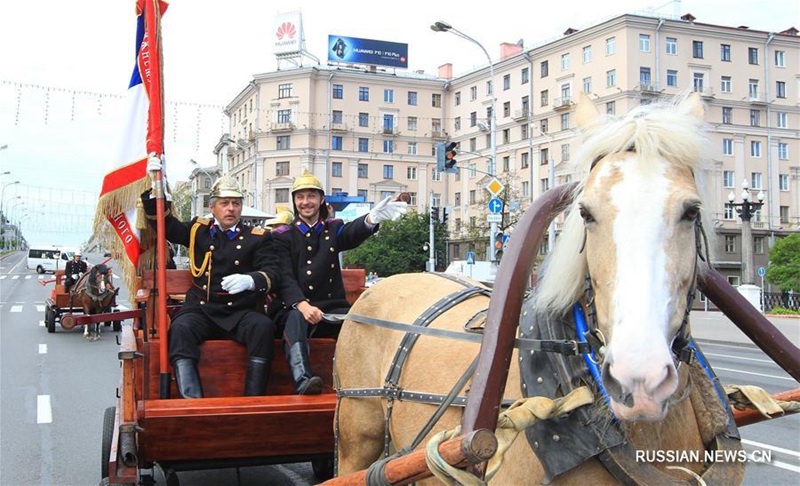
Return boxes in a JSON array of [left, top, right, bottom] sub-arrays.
[[575, 92, 601, 127], [681, 92, 705, 120]]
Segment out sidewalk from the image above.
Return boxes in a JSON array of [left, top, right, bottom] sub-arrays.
[[691, 310, 800, 347]]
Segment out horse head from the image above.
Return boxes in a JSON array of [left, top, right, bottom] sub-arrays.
[[535, 93, 714, 422]]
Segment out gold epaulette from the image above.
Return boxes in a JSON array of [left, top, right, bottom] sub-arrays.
[[195, 217, 211, 225], [251, 227, 268, 235]]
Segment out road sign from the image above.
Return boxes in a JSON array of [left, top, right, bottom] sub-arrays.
[[758, 266, 766, 277], [488, 198, 503, 214], [466, 251, 475, 265], [487, 214, 502, 223], [486, 178, 505, 196], [502, 234, 510, 245]]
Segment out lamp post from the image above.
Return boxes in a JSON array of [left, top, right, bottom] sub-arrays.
[[1, 180, 19, 222], [225, 137, 258, 209], [431, 20, 498, 261], [190, 159, 216, 217], [728, 179, 765, 286]]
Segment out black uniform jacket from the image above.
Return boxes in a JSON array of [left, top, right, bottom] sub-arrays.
[[272, 215, 375, 313], [65, 259, 87, 277], [141, 191, 280, 331]]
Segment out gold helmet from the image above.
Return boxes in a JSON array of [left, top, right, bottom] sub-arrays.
[[210, 176, 244, 199], [291, 169, 324, 195], [264, 209, 295, 227]]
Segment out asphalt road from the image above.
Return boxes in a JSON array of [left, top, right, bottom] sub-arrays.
[[1, 250, 798, 485]]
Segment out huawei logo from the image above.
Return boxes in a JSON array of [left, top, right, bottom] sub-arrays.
[[276, 22, 297, 40]]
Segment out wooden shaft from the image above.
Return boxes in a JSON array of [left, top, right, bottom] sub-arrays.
[[733, 388, 800, 427]]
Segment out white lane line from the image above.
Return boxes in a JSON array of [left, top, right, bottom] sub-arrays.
[[37, 305, 45, 312], [10, 305, 22, 313], [742, 439, 800, 458], [705, 352, 774, 364], [771, 460, 800, 473], [713, 366, 795, 381], [25, 275, 31, 280], [39, 320, 45, 327], [39, 344, 47, 354], [37, 395, 52, 424], [12, 275, 19, 280], [0, 275, 6, 280]]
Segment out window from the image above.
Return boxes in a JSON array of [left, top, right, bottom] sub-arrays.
[[561, 53, 570, 70], [561, 143, 570, 161], [407, 142, 417, 156], [722, 107, 733, 124], [540, 147, 549, 165], [583, 77, 592, 93], [277, 135, 290, 150], [469, 138, 476, 152], [455, 91, 461, 106], [780, 206, 789, 223], [501, 128, 509, 144], [720, 76, 732, 93], [692, 41, 703, 58], [582, 45, 592, 63], [775, 50, 786, 67], [332, 162, 342, 177], [725, 235, 736, 252], [748, 47, 759, 65], [470, 86, 477, 100], [432, 169, 442, 182], [454, 117, 461, 131], [359, 86, 369, 101], [540, 89, 549, 106], [521, 67, 529, 84], [776, 81, 786, 98], [540, 118, 549, 133], [776, 112, 787, 128], [778, 142, 788, 160], [358, 189, 368, 198], [779, 174, 789, 191], [503, 101, 511, 118], [454, 192, 461, 206], [606, 69, 617, 87], [665, 37, 677, 55], [720, 44, 731, 62], [748, 79, 759, 99], [692, 73, 704, 92], [751, 172, 763, 189], [606, 101, 615, 115], [383, 89, 394, 103], [359, 112, 369, 127], [521, 95, 529, 114], [723, 170, 734, 188], [540, 178, 549, 193], [332, 136, 343, 151], [540, 60, 549, 78], [383, 140, 393, 154], [383, 114, 394, 132], [407, 91, 418, 106], [724, 205, 735, 222], [560, 113, 570, 130], [485, 81, 493, 96], [722, 139, 733, 156], [277, 109, 292, 123], [606, 37, 616, 55], [503, 74, 511, 90], [332, 110, 343, 124], [332, 84, 343, 99], [408, 116, 418, 131], [522, 181, 530, 197], [469, 112, 477, 127], [276, 161, 290, 176], [358, 163, 368, 178], [502, 156, 510, 172], [407, 166, 417, 180], [750, 109, 760, 127], [469, 190, 476, 204], [751, 141, 761, 157], [520, 152, 529, 169], [432, 93, 442, 107], [358, 138, 369, 152], [383, 165, 394, 179], [639, 34, 650, 52], [521, 124, 528, 139], [278, 83, 293, 98], [667, 70, 678, 87], [640, 67, 652, 86], [275, 188, 290, 204]]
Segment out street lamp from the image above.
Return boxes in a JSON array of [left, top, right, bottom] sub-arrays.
[[225, 137, 259, 210], [1, 180, 20, 222], [431, 20, 498, 261], [190, 159, 217, 217], [728, 179, 765, 287]]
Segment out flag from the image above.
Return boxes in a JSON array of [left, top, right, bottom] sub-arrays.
[[93, 0, 169, 293]]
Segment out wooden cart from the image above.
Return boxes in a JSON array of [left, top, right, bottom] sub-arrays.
[[43, 269, 122, 334]]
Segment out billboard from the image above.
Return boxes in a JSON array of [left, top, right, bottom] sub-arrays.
[[274, 12, 303, 55], [327, 35, 408, 69]]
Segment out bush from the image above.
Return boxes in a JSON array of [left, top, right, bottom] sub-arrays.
[[768, 307, 800, 316]]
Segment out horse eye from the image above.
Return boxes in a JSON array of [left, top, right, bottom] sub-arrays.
[[682, 206, 700, 222], [579, 206, 595, 224]]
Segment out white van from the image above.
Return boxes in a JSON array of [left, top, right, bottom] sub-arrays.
[[445, 260, 497, 284], [27, 246, 78, 274]]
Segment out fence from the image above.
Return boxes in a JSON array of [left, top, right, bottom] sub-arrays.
[[763, 292, 800, 313]]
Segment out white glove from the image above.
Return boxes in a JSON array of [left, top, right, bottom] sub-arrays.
[[368, 196, 408, 225], [71, 274, 79, 280], [147, 152, 163, 175], [221, 274, 255, 294]]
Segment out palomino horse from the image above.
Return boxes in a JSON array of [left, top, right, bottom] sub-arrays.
[[334, 94, 745, 484], [73, 264, 117, 341]]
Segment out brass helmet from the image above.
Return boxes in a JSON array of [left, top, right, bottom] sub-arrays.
[[74, 249, 82, 257], [264, 209, 295, 227], [291, 169, 324, 195], [210, 176, 244, 199]]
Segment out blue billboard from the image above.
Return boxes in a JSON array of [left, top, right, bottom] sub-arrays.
[[327, 35, 408, 69]]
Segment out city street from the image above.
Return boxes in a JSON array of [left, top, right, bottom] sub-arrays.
[[1, 251, 798, 485]]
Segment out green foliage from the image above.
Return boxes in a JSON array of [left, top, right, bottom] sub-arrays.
[[765, 234, 800, 292], [343, 211, 447, 276], [768, 307, 800, 315]]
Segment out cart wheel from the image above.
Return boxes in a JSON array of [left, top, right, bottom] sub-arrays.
[[312, 455, 335, 480], [164, 470, 180, 486], [101, 406, 115, 479], [112, 309, 122, 332], [45, 307, 56, 333]]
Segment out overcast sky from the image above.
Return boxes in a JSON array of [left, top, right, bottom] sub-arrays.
[[0, 0, 796, 247]]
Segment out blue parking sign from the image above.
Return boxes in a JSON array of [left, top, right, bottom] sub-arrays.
[[466, 251, 475, 265]]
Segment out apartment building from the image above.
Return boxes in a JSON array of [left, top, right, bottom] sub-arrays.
[[221, 12, 799, 284]]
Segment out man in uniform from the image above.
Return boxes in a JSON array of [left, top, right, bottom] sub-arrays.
[[142, 157, 280, 398], [64, 250, 87, 293], [272, 170, 407, 394]]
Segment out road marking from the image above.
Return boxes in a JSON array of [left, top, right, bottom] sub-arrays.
[[12, 275, 19, 280], [742, 438, 800, 458], [39, 320, 44, 327], [705, 352, 774, 364], [37, 305, 45, 312], [37, 395, 52, 424], [10, 305, 22, 313], [25, 275, 31, 279], [771, 460, 800, 473], [39, 344, 47, 354], [713, 366, 795, 381], [0, 275, 6, 280]]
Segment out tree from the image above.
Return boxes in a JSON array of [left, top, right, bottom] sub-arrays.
[[343, 211, 447, 276], [766, 233, 800, 292]]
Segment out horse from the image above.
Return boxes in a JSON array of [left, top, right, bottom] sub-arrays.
[[334, 93, 745, 484], [73, 263, 117, 341]]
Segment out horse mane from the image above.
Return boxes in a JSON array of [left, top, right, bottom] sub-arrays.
[[533, 94, 717, 315]]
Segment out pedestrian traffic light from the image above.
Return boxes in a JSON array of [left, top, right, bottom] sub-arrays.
[[431, 207, 440, 221], [444, 142, 458, 171], [441, 206, 449, 225]]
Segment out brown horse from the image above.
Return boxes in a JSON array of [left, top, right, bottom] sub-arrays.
[[334, 94, 745, 484], [73, 264, 117, 341]]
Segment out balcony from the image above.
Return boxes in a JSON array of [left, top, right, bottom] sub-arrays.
[[513, 109, 530, 121], [748, 92, 768, 104], [691, 86, 715, 98], [431, 130, 447, 140], [331, 122, 348, 132], [382, 127, 399, 136], [553, 96, 573, 111], [271, 122, 295, 132], [638, 83, 660, 94], [248, 130, 256, 141]]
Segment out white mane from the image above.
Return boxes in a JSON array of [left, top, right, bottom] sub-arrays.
[[532, 94, 716, 314]]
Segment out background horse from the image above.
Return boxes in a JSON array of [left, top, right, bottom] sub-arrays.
[[334, 94, 744, 484], [73, 264, 117, 341]]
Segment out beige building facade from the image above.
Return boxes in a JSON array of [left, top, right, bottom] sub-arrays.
[[220, 12, 799, 284]]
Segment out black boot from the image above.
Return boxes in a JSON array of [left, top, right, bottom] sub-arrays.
[[173, 358, 203, 398], [244, 357, 271, 396], [285, 341, 323, 395]]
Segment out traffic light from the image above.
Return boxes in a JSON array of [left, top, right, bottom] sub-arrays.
[[444, 142, 458, 171], [441, 206, 449, 225], [494, 232, 504, 261], [435, 142, 446, 172], [431, 207, 440, 221]]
